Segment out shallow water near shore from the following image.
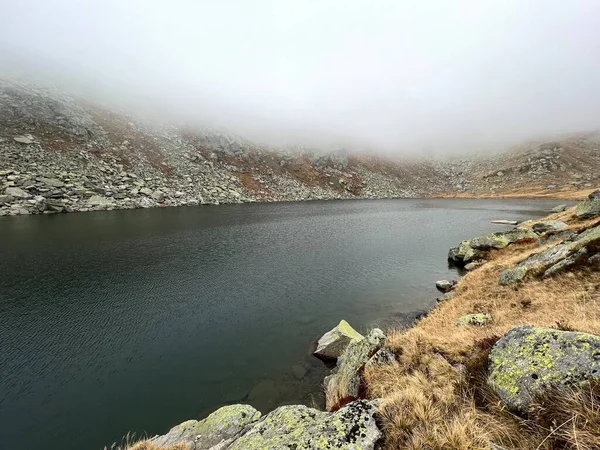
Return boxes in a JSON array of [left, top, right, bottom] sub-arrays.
[[0, 198, 562, 450]]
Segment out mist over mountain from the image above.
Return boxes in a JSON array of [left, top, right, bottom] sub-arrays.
[[2, 1, 600, 154]]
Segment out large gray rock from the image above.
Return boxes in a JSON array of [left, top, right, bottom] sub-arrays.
[[314, 320, 364, 360], [449, 229, 538, 265], [324, 329, 385, 411], [532, 220, 567, 234], [229, 400, 381, 450], [576, 198, 600, 219], [4, 187, 31, 199], [499, 224, 600, 284], [489, 326, 600, 413], [435, 280, 456, 293], [153, 404, 261, 450]]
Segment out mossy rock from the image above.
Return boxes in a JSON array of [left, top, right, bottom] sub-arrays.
[[532, 220, 567, 234], [456, 313, 492, 327], [576, 198, 600, 220], [324, 329, 385, 411], [499, 266, 528, 285], [449, 229, 537, 265], [489, 326, 600, 413], [153, 404, 261, 449], [314, 319, 364, 360], [229, 400, 381, 450]]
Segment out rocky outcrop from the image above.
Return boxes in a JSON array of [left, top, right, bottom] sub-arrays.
[[489, 326, 600, 413], [229, 400, 381, 450], [153, 404, 261, 450], [324, 328, 386, 411], [448, 229, 538, 265], [456, 313, 492, 327], [499, 224, 600, 284], [576, 192, 600, 219], [152, 401, 381, 450], [313, 320, 364, 360], [532, 220, 567, 234]]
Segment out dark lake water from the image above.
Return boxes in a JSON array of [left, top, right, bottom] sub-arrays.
[[0, 198, 561, 450]]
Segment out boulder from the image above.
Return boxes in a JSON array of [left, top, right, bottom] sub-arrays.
[[456, 313, 492, 326], [324, 328, 385, 411], [229, 400, 381, 450], [499, 266, 528, 285], [153, 404, 261, 449], [139, 187, 153, 196], [87, 195, 115, 207], [588, 189, 600, 200], [489, 326, 600, 413], [37, 177, 65, 188], [314, 320, 364, 360], [4, 187, 31, 199], [449, 229, 538, 265], [151, 191, 165, 202], [435, 279, 456, 293], [576, 198, 600, 220], [551, 204, 568, 212], [532, 220, 567, 234], [543, 247, 588, 277]]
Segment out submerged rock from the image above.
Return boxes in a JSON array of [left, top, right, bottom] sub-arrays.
[[229, 400, 381, 450], [153, 404, 261, 449], [489, 326, 600, 413], [491, 220, 518, 225], [314, 320, 364, 360], [324, 329, 385, 411], [456, 313, 492, 326]]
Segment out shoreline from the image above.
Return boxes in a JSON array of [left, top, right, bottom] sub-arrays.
[[0, 191, 580, 218], [124, 191, 600, 449]]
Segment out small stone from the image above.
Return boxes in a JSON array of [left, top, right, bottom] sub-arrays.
[[13, 135, 35, 144], [435, 280, 456, 293], [551, 204, 568, 212], [499, 266, 528, 285]]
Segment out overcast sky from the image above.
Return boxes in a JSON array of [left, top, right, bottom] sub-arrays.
[[2, 1, 600, 153]]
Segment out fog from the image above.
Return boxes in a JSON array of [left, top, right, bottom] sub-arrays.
[[2, 1, 600, 154]]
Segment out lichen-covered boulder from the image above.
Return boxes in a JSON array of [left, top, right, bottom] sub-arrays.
[[448, 241, 481, 265], [314, 320, 364, 360], [456, 313, 492, 326], [229, 400, 381, 450], [532, 220, 567, 234], [153, 404, 261, 449], [449, 229, 538, 265], [551, 204, 568, 212], [489, 326, 600, 413], [324, 329, 385, 411], [576, 198, 600, 219], [499, 266, 528, 285], [435, 279, 456, 293], [543, 247, 588, 277]]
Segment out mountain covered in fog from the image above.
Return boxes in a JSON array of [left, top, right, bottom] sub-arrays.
[[0, 79, 599, 216]]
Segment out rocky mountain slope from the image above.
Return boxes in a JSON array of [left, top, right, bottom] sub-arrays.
[[1, 79, 599, 216]]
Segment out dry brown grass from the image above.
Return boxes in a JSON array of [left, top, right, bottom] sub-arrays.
[[431, 187, 596, 201], [365, 208, 600, 449], [126, 441, 189, 450]]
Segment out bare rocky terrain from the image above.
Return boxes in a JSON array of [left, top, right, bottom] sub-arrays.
[[1, 78, 599, 216]]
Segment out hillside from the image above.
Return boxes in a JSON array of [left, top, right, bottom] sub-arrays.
[[0, 79, 599, 216]]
